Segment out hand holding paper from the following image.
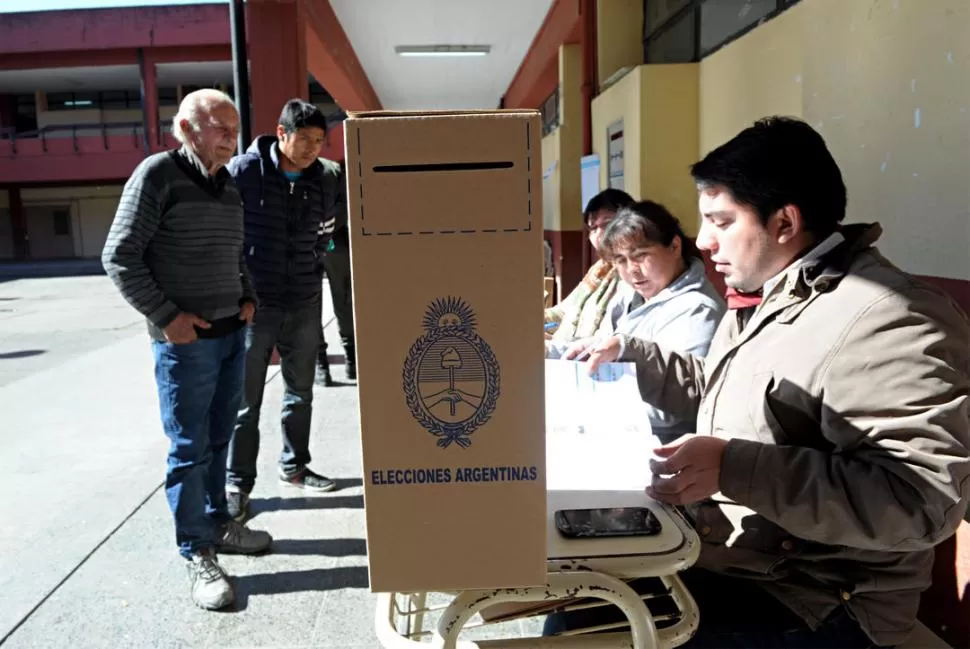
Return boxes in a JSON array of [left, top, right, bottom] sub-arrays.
[[580, 334, 623, 373], [646, 435, 728, 505]]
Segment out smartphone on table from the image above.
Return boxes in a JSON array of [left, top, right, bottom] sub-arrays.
[[554, 506, 662, 539]]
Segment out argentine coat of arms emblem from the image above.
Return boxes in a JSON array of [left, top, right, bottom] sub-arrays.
[[402, 297, 501, 449]]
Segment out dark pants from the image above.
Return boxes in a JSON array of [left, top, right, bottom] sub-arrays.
[[227, 302, 321, 493], [152, 328, 245, 558], [322, 244, 355, 360], [543, 568, 886, 648]]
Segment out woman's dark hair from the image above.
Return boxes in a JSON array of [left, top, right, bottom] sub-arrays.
[[583, 188, 635, 225], [599, 200, 701, 267]]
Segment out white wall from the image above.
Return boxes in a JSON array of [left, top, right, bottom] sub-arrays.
[[20, 185, 124, 259]]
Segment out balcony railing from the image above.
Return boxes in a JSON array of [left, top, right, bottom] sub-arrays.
[[0, 121, 181, 156], [1, 122, 149, 154]]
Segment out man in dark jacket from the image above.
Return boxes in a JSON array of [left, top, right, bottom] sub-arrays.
[[316, 157, 355, 385], [224, 99, 342, 521]]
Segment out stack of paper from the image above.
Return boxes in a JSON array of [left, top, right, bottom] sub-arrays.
[[544, 360, 657, 491]]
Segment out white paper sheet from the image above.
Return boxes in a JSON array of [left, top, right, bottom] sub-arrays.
[[545, 360, 657, 491]]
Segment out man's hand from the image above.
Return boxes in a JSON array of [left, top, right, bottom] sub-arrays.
[[647, 436, 728, 505], [583, 335, 624, 374], [163, 312, 210, 344], [562, 337, 595, 361], [239, 301, 256, 324]]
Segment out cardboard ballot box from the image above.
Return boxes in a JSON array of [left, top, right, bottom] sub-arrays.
[[344, 110, 547, 593]]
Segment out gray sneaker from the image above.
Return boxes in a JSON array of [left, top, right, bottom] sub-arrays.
[[217, 519, 273, 555], [187, 550, 234, 610]]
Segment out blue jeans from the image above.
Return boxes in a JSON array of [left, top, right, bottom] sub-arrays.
[[542, 569, 889, 648], [152, 328, 245, 559], [227, 302, 321, 492]]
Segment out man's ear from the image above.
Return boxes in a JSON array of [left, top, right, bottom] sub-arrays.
[[276, 124, 286, 140], [772, 204, 804, 245]]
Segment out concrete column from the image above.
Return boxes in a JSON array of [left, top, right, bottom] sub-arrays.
[[138, 49, 160, 151], [34, 91, 47, 113], [247, 0, 308, 139]]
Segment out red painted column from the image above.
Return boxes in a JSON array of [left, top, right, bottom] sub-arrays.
[[8, 186, 28, 259], [138, 49, 160, 152], [247, 0, 308, 141]]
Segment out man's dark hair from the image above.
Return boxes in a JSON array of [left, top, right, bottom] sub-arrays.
[[583, 188, 635, 224], [278, 99, 328, 135], [690, 116, 847, 235], [600, 200, 701, 267]]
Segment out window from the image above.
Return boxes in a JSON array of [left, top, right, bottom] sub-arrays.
[[700, 0, 776, 55], [53, 210, 71, 236], [644, 0, 692, 37], [642, 0, 800, 63], [15, 94, 35, 115], [645, 6, 698, 63], [100, 90, 132, 110], [47, 92, 99, 110], [540, 87, 560, 136], [158, 87, 179, 107]]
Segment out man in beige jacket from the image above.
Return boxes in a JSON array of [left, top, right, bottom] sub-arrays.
[[557, 117, 970, 647]]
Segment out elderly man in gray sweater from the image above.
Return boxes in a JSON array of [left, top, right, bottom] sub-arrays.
[[102, 89, 272, 611]]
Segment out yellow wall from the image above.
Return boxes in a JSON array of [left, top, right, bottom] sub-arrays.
[[592, 68, 641, 197], [541, 43, 584, 235], [558, 43, 583, 231], [596, 0, 644, 85], [591, 64, 700, 235], [640, 64, 699, 235], [698, 2, 805, 155], [698, 0, 970, 281]]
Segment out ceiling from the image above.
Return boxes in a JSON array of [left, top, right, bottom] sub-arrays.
[[329, 0, 553, 110]]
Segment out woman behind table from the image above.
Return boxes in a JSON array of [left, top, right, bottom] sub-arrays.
[[544, 189, 635, 345], [560, 201, 726, 443]]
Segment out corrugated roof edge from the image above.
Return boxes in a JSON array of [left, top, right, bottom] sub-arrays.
[[346, 109, 540, 120]]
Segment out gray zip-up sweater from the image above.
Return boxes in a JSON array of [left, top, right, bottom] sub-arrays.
[[102, 146, 256, 341]]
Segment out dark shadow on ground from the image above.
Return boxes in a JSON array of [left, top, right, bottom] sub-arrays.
[[268, 537, 367, 557], [248, 479, 365, 520], [249, 495, 364, 517], [231, 566, 370, 610], [0, 349, 46, 360]]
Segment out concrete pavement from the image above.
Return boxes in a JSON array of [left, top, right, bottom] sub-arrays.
[[0, 275, 378, 648], [0, 274, 545, 648]]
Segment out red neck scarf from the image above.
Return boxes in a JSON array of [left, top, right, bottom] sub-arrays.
[[725, 287, 763, 309]]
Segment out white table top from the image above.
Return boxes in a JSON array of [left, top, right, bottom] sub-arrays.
[[543, 390, 697, 567]]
